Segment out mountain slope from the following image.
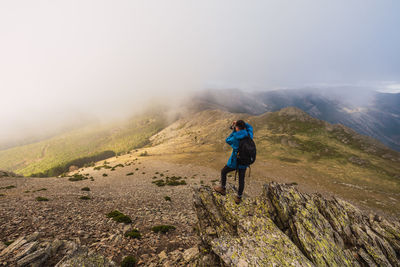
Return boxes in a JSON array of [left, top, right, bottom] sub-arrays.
[[0, 109, 168, 176], [1, 107, 399, 265], [149, 107, 399, 166], [1, 105, 399, 215], [145, 107, 400, 216], [191, 88, 400, 151]]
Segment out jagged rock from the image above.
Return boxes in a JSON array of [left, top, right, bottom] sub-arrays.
[[14, 241, 39, 261], [193, 185, 312, 266], [0, 232, 114, 267], [17, 243, 51, 266], [0, 233, 60, 266], [0, 236, 27, 257], [193, 182, 400, 266], [0, 232, 39, 258]]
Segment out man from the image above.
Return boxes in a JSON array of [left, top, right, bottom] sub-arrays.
[[213, 120, 254, 204]]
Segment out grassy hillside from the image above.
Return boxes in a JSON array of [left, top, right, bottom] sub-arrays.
[[251, 108, 400, 197], [149, 107, 399, 164], [0, 109, 168, 176], [144, 107, 400, 216], [1, 106, 399, 216]]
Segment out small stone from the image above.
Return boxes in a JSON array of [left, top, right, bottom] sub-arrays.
[[205, 227, 216, 236], [158, 251, 167, 261], [183, 247, 198, 262], [123, 225, 131, 232], [140, 254, 149, 260], [237, 258, 248, 267]]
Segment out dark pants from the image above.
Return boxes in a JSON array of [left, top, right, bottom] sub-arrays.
[[220, 165, 246, 198]]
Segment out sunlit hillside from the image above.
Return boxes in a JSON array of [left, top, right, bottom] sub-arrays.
[[0, 109, 168, 176], [143, 107, 400, 216], [1, 106, 399, 216]]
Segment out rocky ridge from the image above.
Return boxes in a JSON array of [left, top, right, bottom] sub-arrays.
[[193, 182, 400, 266]]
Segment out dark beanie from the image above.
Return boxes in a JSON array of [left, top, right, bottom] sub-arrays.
[[236, 120, 246, 130]]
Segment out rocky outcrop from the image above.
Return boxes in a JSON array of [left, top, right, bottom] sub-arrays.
[[193, 182, 400, 266], [0, 232, 114, 266]]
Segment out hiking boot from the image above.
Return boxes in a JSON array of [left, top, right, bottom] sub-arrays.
[[234, 196, 242, 204], [213, 185, 226, 196]]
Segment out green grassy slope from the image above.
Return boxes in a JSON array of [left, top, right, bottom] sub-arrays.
[[1, 106, 399, 215], [251, 107, 400, 172], [145, 107, 400, 216], [0, 109, 168, 176], [250, 107, 400, 190]]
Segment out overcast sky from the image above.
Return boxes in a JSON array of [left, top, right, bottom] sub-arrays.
[[1, 0, 400, 142]]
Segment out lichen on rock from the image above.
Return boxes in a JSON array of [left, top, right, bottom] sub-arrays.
[[193, 182, 400, 266]]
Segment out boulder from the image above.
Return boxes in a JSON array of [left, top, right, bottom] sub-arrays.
[[193, 182, 400, 266]]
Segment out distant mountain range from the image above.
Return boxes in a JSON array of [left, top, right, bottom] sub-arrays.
[[1, 87, 399, 178], [190, 88, 400, 152]]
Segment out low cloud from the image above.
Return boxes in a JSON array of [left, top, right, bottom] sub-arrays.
[[1, 0, 399, 147]]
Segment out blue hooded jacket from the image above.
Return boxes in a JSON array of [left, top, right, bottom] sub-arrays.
[[226, 122, 254, 170]]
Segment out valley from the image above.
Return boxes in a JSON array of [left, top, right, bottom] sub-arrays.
[[1, 106, 399, 265]]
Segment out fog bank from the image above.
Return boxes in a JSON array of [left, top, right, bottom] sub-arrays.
[[1, 0, 399, 146]]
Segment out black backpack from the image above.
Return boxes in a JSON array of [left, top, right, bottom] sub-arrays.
[[237, 136, 256, 166]]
